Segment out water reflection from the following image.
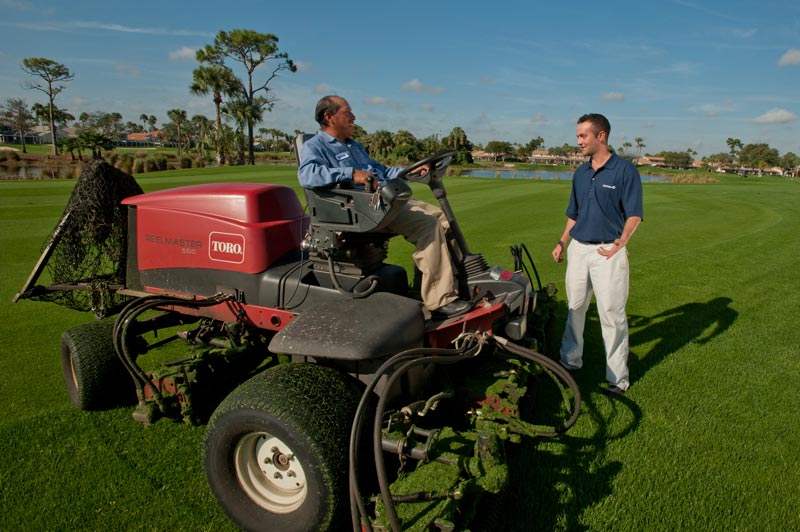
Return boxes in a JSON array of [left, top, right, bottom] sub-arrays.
[[459, 169, 668, 183]]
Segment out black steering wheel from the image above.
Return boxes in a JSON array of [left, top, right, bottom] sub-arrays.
[[396, 149, 458, 183]]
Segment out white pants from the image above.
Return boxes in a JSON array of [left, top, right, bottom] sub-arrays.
[[560, 240, 631, 390]]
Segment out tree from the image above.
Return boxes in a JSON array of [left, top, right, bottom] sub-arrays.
[[167, 109, 188, 156], [60, 137, 83, 161], [222, 98, 261, 165], [364, 130, 394, 160], [444, 127, 474, 164], [76, 111, 125, 140], [621, 141, 633, 155], [661, 151, 693, 169], [635, 137, 645, 157], [1, 98, 35, 153], [485, 140, 513, 160], [191, 64, 242, 165], [197, 29, 296, 165], [738, 143, 779, 170], [726, 138, 743, 164], [190, 114, 212, 156], [779, 152, 799, 176], [78, 131, 114, 159], [21, 57, 74, 155]]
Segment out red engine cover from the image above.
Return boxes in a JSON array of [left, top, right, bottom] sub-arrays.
[[122, 183, 308, 274]]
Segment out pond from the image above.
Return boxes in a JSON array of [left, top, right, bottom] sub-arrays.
[[459, 169, 669, 183]]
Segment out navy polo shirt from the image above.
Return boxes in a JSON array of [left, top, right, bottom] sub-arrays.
[[566, 153, 643, 243]]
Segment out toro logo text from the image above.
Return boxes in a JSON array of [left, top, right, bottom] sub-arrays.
[[209, 232, 246, 264]]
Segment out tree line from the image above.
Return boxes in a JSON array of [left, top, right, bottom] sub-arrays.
[[2, 33, 798, 175]]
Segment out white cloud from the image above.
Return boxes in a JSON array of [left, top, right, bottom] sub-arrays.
[[401, 79, 445, 94], [294, 61, 312, 72], [365, 96, 388, 105], [71, 20, 213, 37], [115, 63, 142, 77], [752, 107, 796, 124], [691, 102, 735, 117], [601, 92, 625, 102], [314, 83, 332, 95], [168, 46, 196, 62], [778, 49, 800, 66], [420, 103, 433, 112]]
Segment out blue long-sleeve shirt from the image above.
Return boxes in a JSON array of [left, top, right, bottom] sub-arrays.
[[298, 131, 402, 189]]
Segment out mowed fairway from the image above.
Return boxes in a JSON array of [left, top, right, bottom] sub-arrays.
[[1, 166, 798, 531]]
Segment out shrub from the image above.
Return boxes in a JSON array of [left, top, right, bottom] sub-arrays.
[[133, 159, 145, 173], [144, 158, 158, 173], [0, 151, 21, 162], [180, 156, 192, 169], [194, 157, 205, 168], [155, 156, 168, 171]]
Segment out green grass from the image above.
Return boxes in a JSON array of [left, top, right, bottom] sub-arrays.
[[1, 167, 798, 531]]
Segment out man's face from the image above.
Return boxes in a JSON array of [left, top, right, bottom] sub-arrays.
[[576, 121, 604, 156], [326, 99, 356, 140]]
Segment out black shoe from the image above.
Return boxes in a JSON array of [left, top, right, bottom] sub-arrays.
[[603, 385, 626, 398], [432, 299, 472, 318]]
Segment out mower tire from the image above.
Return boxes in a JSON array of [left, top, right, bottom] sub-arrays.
[[60, 319, 136, 410], [204, 363, 360, 532]]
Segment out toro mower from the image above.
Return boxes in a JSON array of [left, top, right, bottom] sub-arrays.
[[15, 143, 581, 532]]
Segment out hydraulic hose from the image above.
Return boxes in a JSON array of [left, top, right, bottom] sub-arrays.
[[327, 255, 379, 299], [493, 335, 582, 436], [348, 337, 484, 532]]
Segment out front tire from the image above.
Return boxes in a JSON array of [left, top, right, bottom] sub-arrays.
[[204, 363, 360, 532], [60, 319, 136, 410]]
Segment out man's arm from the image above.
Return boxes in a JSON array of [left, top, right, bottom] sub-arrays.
[[597, 215, 641, 258]]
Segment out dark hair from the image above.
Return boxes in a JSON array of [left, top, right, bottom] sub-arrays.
[[577, 113, 611, 138], [315, 95, 344, 126]]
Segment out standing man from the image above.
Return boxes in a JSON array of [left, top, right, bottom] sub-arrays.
[[552, 113, 643, 396], [298, 95, 471, 318]]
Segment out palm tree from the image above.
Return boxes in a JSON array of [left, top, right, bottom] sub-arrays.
[[191, 64, 242, 165], [167, 108, 188, 157], [223, 99, 262, 165], [190, 114, 211, 157], [635, 137, 645, 157]]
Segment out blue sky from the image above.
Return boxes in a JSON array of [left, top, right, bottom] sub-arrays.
[[1, 0, 798, 157]]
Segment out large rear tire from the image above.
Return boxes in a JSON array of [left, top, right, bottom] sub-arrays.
[[60, 319, 136, 410], [204, 363, 360, 532]]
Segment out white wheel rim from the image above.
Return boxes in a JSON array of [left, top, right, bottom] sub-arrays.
[[234, 432, 308, 513]]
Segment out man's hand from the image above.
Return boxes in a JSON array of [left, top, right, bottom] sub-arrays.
[[408, 164, 430, 177], [597, 240, 623, 258], [552, 240, 566, 262], [353, 169, 376, 186]]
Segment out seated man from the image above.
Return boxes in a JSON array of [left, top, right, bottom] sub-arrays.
[[298, 95, 471, 317]]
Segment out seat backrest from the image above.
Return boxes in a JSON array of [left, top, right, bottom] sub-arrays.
[[294, 133, 315, 166]]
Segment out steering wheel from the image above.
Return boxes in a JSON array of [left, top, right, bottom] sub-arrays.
[[395, 149, 458, 183]]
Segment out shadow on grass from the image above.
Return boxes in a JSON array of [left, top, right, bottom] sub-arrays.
[[503, 390, 643, 531], [629, 296, 738, 380]]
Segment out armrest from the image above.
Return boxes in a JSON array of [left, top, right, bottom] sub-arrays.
[[304, 179, 412, 232]]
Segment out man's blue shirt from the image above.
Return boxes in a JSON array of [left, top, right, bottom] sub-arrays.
[[298, 131, 402, 189], [567, 152, 643, 242]]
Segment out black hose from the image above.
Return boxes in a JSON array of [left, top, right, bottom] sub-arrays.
[[113, 293, 232, 409], [372, 345, 481, 531], [348, 343, 480, 532], [327, 255, 378, 299], [495, 336, 581, 436]]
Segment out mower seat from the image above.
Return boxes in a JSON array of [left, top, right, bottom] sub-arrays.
[[294, 133, 411, 234]]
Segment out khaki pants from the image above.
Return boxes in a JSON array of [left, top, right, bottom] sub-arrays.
[[560, 240, 631, 390], [387, 199, 458, 311]]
